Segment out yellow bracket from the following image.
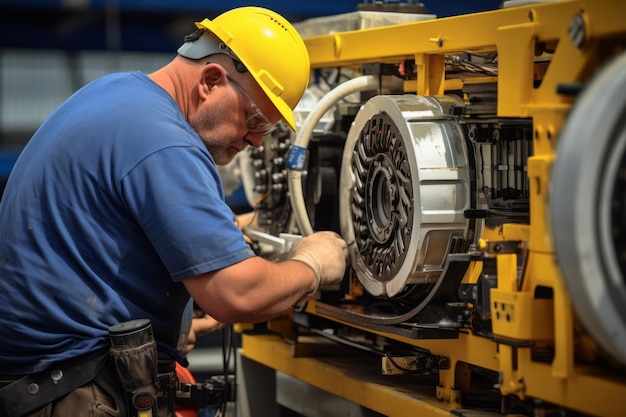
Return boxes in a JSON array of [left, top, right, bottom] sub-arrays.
[[491, 253, 554, 341]]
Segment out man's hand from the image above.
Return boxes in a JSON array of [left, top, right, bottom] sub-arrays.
[[183, 314, 225, 355], [288, 231, 349, 295], [236, 212, 256, 230]]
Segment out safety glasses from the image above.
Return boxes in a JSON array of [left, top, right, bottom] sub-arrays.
[[226, 75, 275, 134]]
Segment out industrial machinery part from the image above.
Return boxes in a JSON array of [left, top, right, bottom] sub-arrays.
[[231, 1, 626, 416], [339, 94, 470, 299], [551, 50, 626, 367]]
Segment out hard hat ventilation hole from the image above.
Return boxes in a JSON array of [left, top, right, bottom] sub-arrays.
[[269, 17, 288, 32]]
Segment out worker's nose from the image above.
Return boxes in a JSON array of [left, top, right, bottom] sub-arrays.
[[245, 131, 265, 148]]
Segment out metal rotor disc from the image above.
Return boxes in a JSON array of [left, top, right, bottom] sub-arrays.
[[339, 94, 470, 298]]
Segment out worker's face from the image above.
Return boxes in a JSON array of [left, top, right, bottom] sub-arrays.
[[190, 72, 280, 166]]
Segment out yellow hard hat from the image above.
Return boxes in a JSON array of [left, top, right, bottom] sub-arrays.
[[178, 7, 310, 131]]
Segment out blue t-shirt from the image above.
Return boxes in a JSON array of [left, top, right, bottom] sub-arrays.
[[0, 72, 255, 375]]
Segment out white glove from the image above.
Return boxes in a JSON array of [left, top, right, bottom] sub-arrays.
[[288, 231, 349, 296]]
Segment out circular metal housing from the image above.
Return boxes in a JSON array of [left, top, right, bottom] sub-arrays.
[[339, 95, 470, 298], [551, 51, 626, 366]]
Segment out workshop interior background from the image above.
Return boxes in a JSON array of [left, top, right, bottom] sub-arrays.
[[0, 0, 498, 197]]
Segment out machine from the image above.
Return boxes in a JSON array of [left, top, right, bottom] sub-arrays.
[[227, 1, 626, 415]]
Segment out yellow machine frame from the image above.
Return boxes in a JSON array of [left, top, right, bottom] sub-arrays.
[[239, 2, 626, 416]]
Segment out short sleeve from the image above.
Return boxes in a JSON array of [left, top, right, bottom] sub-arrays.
[[120, 145, 255, 280]]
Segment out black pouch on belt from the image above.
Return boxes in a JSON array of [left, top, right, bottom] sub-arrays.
[[0, 349, 109, 417], [108, 319, 182, 417], [156, 355, 177, 417]]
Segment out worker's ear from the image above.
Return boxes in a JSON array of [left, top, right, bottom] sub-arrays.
[[198, 63, 226, 100]]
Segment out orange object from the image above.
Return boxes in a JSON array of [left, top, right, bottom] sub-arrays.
[[175, 362, 198, 417]]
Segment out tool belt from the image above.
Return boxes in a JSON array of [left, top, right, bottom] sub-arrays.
[[0, 320, 180, 417], [0, 348, 123, 417]]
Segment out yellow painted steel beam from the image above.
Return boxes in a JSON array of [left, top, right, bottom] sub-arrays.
[[304, 300, 499, 372], [496, 19, 537, 117], [518, 349, 625, 417], [521, 251, 575, 380], [414, 53, 446, 96], [304, 1, 626, 116], [304, 1, 625, 69], [240, 333, 503, 417]]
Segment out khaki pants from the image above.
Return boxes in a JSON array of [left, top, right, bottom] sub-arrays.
[[24, 381, 120, 417]]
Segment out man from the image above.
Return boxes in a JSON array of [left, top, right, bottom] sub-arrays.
[[0, 6, 347, 416]]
